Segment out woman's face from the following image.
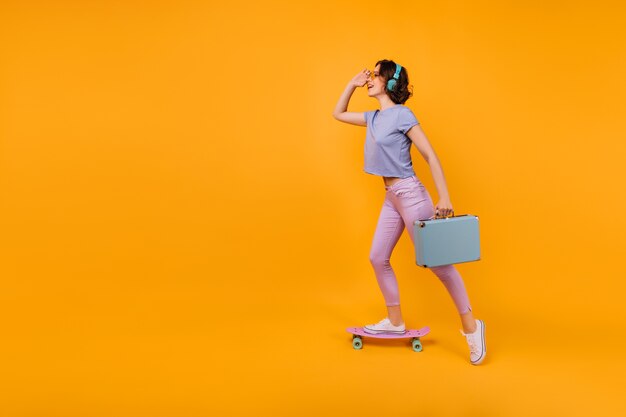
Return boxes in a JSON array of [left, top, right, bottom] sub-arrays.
[[367, 64, 385, 97]]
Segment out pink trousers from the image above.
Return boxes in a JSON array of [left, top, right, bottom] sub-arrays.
[[370, 175, 473, 314]]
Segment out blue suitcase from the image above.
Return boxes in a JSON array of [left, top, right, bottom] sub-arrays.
[[413, 214, 481, 268]]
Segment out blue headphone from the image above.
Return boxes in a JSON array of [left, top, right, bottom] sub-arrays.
[[386, 63, 402, 91]]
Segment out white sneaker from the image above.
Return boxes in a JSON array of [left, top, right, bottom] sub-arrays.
[[363, 317, 406, 335], [460, 319, 486, 365]]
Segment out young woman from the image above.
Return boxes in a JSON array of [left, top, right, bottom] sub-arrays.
[[332, 59, 486, 365]]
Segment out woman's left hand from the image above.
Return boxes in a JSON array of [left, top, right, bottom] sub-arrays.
[[434, 197, 454, 218]]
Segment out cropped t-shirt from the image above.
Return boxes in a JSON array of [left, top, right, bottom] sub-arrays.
[[363, 105, 420, 178]]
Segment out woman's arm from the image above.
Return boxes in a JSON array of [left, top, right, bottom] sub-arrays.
[[407, 125, 451, 203], [332, 69, 369, 127]]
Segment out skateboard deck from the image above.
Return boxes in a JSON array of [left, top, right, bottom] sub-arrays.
[[346, 326, 430, 352]]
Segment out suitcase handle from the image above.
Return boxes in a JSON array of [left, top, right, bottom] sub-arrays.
[[416, 213, 479, 230], [432, 209, 455, 219], [426, 212, 478, 221]]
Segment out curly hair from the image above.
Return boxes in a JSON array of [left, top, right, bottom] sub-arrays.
[[375, 59, 413, 104]]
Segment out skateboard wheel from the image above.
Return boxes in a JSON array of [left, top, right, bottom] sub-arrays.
[[412, 338, 423, 352], [352, 336, 363, 350]]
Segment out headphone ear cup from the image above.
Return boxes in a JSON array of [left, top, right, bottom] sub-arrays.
[[387, 63, 402, 92]]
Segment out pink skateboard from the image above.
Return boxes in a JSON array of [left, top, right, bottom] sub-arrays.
[[346, 326, 430, 352]]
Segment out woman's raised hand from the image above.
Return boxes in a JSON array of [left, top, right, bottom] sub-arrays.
[[350, 68, 370, 88]]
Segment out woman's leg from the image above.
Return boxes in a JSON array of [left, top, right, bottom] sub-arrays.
[[429, 264, 476, 333], [460, 310, 477, 333], [369, 192, 405, 326], [391, 178, 476, 331]]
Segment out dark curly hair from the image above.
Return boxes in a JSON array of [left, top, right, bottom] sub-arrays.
[[376, 59, 413, 104]]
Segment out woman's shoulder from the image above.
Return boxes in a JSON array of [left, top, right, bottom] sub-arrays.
[[397, 105, 418, 117], [390, 104, 414, 115], [366, 105, 413, 119]]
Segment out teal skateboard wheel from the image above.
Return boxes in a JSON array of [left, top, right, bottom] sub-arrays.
[[412, 338, 423, 352], [352, 336, 363, 350]]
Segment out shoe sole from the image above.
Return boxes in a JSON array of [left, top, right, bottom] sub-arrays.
[[471, 320, 486, 365], [363, 328, 406, 335]]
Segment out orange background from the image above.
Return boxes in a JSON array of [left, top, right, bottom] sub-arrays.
[[1, 1, 625, 415]]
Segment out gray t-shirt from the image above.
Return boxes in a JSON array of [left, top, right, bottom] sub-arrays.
[[364, 105, 420, 178]]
